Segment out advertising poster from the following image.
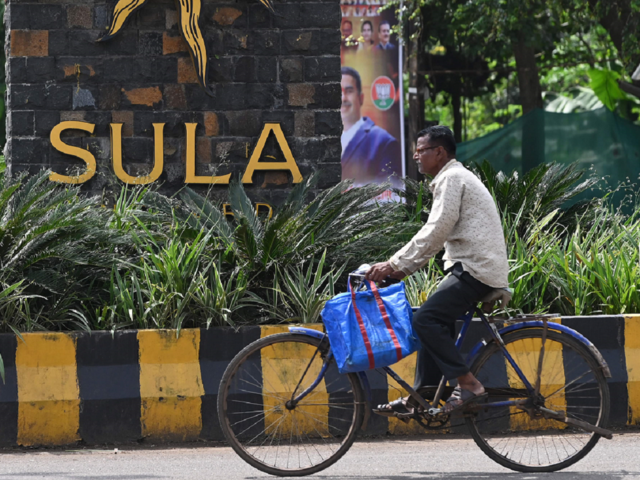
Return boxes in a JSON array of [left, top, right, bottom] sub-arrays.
[[340, 0, 405, 196]]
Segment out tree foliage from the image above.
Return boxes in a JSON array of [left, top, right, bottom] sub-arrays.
[[587, 0, 640, 77], [393, 0, 640, 140], [1, 161, 635, 331]]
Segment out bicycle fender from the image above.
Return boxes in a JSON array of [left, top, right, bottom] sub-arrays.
[[288, 326, 325, 339], [466, 321, 612, 378]]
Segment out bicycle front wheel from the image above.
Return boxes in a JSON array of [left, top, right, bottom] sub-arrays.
[[217, 332, 364, 477], [467, 328, 610, 472]]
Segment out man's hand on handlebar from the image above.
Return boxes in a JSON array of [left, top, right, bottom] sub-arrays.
[[364, 261, 407, 283]]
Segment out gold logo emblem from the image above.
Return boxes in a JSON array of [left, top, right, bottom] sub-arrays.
[[97, 0, 275, 95]]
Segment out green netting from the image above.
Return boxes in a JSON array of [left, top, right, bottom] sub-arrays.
[[457, 107, 640, 205]]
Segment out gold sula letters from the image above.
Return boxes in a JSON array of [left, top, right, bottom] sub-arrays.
[[111, 123, 165, 185], [185, 123, 231, 184], [49, 121, 301, 186], [242, 123, 303, 184], [49, 121, 97, 184]]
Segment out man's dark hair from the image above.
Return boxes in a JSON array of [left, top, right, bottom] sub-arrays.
[[378, 20, 391, 31], [362, 20, 373, 32], [341, 66, 362, 94], [417, 125, 456, 156]]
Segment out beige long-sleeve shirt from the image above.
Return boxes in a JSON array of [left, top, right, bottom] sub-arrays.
[[389, 159, 509, 288]]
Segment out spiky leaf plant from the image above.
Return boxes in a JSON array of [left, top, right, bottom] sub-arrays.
[[177, 176, 416, 288], [261, 250, 346, 324], [0, 170, 131, 330], [471, 161, 600, 237]]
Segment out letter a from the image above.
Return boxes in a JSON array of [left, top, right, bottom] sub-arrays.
[[241, 123, 303, 184]]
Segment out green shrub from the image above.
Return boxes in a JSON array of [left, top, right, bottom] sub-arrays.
[[0, 170, 129, 331], [260, 250, 346, 324], [472, 160, 600, 237], [90, 176, 415, 329], [0, 161, 638, 333]]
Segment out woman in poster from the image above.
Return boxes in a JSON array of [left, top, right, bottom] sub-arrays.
[[357, 21, 375, 52]]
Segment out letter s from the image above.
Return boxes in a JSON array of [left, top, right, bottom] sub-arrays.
[[49, 121, 97, 184]]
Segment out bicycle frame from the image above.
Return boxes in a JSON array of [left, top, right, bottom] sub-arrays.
[[287, 306, 611, 414]]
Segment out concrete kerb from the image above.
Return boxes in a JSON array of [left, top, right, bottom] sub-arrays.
[[0, 315, 638, 446]]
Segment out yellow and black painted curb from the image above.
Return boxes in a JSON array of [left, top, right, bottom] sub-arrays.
[[0, 315, 638, 446]]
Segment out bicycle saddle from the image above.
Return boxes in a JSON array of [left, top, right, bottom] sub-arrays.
[[479, 287, 512, 312]]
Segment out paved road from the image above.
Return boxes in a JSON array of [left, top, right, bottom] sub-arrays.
[[1, 433, 639, 480]]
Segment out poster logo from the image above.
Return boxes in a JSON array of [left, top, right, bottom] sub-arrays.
[[371, 76, 395, 111]]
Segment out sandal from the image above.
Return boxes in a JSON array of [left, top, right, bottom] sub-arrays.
[[373, 397, 413, 417], [442, 386, 488, 415]]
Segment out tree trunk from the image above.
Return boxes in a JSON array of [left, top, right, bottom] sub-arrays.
[[407, 33, 424, 180], [513, 38, 543, 114], [587, 0, 639, 77], [587, 0, 627, 54], [451, 87, 462, 143], [513, 37, 544, 173]]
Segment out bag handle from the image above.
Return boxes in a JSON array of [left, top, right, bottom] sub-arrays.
[[350, 285, 376, 369], [367, 281, 403, 363], [349, 280, 404, 368]]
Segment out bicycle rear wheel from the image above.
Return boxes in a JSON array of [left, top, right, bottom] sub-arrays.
[[217, 332, 364, 477], [467, 328, 609, 472]]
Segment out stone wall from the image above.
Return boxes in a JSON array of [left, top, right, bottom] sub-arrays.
[[4, 0, 342, 203]]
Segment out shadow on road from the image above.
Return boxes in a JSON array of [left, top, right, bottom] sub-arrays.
[[0, 475, 161, 479]]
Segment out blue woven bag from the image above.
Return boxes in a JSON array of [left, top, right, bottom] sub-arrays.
[[321, 280, 418, 374]]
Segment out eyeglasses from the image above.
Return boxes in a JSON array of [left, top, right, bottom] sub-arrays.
[[415, 146, 440, 155]]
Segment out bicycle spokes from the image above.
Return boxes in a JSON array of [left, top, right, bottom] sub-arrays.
[[219, 334, 364, 475], [467, 329, 609, 472]]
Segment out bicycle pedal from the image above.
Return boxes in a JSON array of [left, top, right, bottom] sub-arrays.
[[394, 413, 412, 423]]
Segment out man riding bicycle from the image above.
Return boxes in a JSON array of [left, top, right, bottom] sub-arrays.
[[365, 125, 509, 415]]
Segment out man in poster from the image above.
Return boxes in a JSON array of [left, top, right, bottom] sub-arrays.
[[375, 20, 396, 51], [341, 66, 402, 188], [341, 19, 358, 53]]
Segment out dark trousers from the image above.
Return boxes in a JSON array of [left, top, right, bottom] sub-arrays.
[[413, 263, 493, 388]]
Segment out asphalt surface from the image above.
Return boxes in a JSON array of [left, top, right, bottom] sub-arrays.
[[0, 433, 639, 480]]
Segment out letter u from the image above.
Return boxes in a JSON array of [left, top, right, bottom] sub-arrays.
[[111, 123, 165, 184]]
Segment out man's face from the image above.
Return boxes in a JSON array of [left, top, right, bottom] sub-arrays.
[[341, 74, 363, 125], [379, 24, 390, 44], [414, 135, 445, 177], [362, 23, 372, 41], [342, 21, 353, 38]]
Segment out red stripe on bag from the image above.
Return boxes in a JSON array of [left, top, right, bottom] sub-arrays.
[[369, 281, 403, 362], [350, 286, 376, 370]]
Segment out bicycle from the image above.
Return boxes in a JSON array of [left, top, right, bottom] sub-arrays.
[[217, 273, 612, 476]]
